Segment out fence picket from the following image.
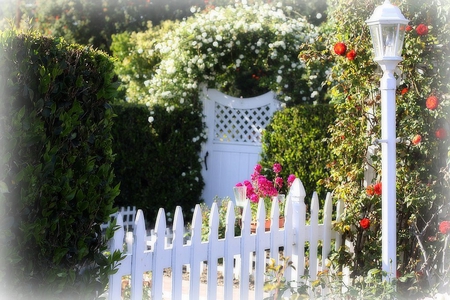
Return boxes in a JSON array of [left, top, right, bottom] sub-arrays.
[[290, 178, 307, 283], [107, 213, 125, 300], [223, 201, 238, 300], [239, 201, 253, 300], [207, 202, 220, 299], [150, 208, 168, 300], [309, 192, 320, 281], [171, 206, 185, 299], [322, 192, 333, 272], [254, 200, 269, 300], [106, 178, 346, 299], [189, 204, 205, 299], [132, 209, 152, 300]]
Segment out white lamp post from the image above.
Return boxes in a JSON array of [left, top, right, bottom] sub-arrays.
[[366, 0, 408, 282]]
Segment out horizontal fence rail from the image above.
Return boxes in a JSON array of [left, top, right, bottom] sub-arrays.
[[106, 178, 344, 299]]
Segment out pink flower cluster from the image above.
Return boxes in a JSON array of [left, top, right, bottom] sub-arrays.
[[236, 163, 296, 203]]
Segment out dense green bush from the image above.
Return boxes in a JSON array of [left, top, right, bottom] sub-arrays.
[[110, 101, 204, 225], [259, 104, 336, 201], [0, 30, 122, 299]]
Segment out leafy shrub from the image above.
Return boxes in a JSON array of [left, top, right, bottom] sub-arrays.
[[110, 101, 205, 225], [0, 29, 122, 299], [259, 104, 336, 201]]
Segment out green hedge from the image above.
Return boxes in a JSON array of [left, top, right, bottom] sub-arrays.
[[0, 30, 121, 299], [259, 104, 336, 202], [110, 101, 204, 225]]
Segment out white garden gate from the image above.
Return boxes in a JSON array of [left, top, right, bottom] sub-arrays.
[[201, 87, 281, 206]]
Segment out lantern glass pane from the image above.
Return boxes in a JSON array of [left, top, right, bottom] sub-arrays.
[[369, 25, 382, 58], [381, 24, 398, 57], [396, 25, 406, 56]]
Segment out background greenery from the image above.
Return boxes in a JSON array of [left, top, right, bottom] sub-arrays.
[[0, 29, 122, 299], [110, 102, 204, 225], [259, 104, 336, 202]]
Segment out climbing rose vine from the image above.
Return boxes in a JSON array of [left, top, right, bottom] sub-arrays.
[[301, 0, 450, 296]]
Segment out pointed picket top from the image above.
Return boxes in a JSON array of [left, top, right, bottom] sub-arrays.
[[208, 201, 220, 240], [255, 198, 267, 233], [335, 199, 344, 250], [322, 192, 333, 271], [190, 204, 203, 241], [289, 178, 306, 203], [241, 198, 252, 234], [154, 207, 167, 236], [110, 212, 124, 251], [172, 206, 185, 242], [311, 191, 319, 217], [134, 209, 147, 251], [224, 200, 236, 238]]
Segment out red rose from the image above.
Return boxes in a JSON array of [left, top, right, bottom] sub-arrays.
[[374, 182, 382, 196], [435, 128, 447, 140], [346, 49, 357, 60], [416, 24, 429, 36], [334, 42, 347, 56], [401, 87, 408, 95], [360, 218, 370, 229], [412, 134, 422, 145], [439, 221, 450, 234], [426, 95, 439, 110], [405, 25, 413, 32]]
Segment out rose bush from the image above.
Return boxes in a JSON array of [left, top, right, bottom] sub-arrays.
[[301, 0, 449, 296], [236, 163, 295, 220]]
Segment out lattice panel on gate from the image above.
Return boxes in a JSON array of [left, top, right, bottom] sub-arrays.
[[214, 102, 271, 143]]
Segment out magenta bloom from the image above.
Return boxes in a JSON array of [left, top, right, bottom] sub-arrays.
[[273, 163, 282, 173], [254, 164, 262, 173], [287, 174, 296, 186], [249, 194, 259, 203], [274, 177, 283, 188]]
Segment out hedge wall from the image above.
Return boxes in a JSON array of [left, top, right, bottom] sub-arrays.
[[0, 30, 121, 299], [110, 101, 204, 226], [259, 104, 336, 202]]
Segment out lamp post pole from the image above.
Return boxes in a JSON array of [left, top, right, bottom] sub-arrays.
[[366, 0, 408, 282], [379, 59, 400, 281]]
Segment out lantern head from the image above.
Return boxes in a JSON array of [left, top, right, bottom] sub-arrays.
[[366, 0, 409, 62]]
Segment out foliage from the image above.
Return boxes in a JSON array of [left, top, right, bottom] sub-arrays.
[[259, 104, 336, 201], [4, 0, 207, 53], [1, 0, 328, 53], [111, 1, 327, 107], [110, 101, 204, 226], [263, 256, 432, 299], [0, 29, 122, 299], [300, 0, 450, 295]]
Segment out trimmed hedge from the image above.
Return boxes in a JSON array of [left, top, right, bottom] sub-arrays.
[[0, 30, 121, 299], [110, 101, 204, 226], [259, 104, 336, 201]]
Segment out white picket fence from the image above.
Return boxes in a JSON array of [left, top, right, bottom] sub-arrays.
[[106, 178, 344, 299]]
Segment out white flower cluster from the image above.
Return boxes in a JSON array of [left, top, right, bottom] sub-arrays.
[[139, 2, 319, 107]]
